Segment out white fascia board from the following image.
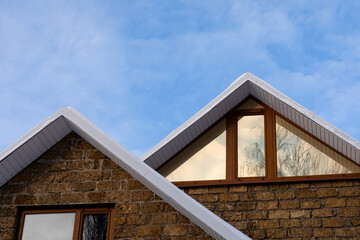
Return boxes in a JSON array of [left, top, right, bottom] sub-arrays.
[[246, 73, 360, 150], [140, 72, 251, 161], [63, 107, 251, 240], [0, 107, 70, 163]]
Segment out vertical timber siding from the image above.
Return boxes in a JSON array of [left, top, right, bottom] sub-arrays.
[[183, 181, 360, 239], [0, 132, 211, 240]]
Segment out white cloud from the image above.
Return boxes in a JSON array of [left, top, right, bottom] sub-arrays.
[[0, 0, 359, 156]]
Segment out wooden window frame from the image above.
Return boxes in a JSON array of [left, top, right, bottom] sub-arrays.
[[17, 205, 114, 240], [161, 96, 360, 187]]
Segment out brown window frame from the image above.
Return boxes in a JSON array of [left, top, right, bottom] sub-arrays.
[[161, 96, 360, 187], [17, 205, 114, 240]]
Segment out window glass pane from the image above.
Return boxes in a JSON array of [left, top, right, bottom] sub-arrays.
[[237, 99, 264, 110], [159, 120, 226, 181], [238, 115, 265, 177], [276, 116, 360, 177], [21, 213, 75, 240], [81, 214, 108, 240]]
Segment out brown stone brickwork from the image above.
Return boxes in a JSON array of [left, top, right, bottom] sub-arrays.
[[183, 181, 360, 239], [3, 131, 359, 240], [0, 132, 211, 240]]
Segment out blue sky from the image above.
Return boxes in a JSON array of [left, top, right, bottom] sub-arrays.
[[1, 1, 360, 156]]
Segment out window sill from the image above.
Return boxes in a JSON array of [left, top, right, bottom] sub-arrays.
[[173, 173, 360, 188]]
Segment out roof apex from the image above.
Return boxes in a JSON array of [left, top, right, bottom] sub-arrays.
[[0, 106, 250, 240], [142, 72, 360, 169]]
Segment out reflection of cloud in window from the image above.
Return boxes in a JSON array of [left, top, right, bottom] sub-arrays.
[[22, 213, 75, 240], [166, 139, 226, 181], [160, 120, 226, 181], [238, 115, 265, 177]]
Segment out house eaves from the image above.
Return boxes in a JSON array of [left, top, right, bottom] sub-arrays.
[[142, 72, 360, 169], [0, 107, 251, 240]]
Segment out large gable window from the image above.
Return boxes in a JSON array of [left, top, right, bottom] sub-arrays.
[[159, 97, 360, 186]]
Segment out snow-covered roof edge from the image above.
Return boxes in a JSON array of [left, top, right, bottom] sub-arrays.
[[0, 107, 250, 240], [142, 72, 360, 169]]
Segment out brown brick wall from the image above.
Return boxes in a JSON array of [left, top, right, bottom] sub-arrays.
[[0, 132, 211, 240], [183, 181, 360, 239]]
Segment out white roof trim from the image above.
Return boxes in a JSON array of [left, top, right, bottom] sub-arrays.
[[0, 108, 68, 163], [0, 107, 250, 240], [246, 73, 360, 149], [142, 72, 360, 169], [141, 72, 249, 162]]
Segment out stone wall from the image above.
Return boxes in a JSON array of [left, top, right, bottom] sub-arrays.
[[3, 131, 359, 240], [183, 180, 360, 239], [0, 132, 211, 240]]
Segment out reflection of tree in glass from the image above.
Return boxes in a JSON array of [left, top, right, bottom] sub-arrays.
[[81, 214, 108, 240], [242, 124, 265, 176], [276, 124, 350, 177], [276, 126, 317, 176], [241, 117, 353, 177]]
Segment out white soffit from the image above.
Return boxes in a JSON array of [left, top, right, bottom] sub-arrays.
[[0, 107, 250, 240], [142, 72, 360, 169]]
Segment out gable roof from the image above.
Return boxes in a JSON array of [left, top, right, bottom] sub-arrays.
[[0, 107, 250, 240], [142, 72, 360, 169]]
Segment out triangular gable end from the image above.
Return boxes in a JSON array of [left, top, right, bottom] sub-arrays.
[[142, 73, 360, 173], [157, 97, 360, 184], [0, 107, 250, 240]]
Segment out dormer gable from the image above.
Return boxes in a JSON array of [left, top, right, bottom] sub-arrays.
[[143, 73, 360, 187]]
